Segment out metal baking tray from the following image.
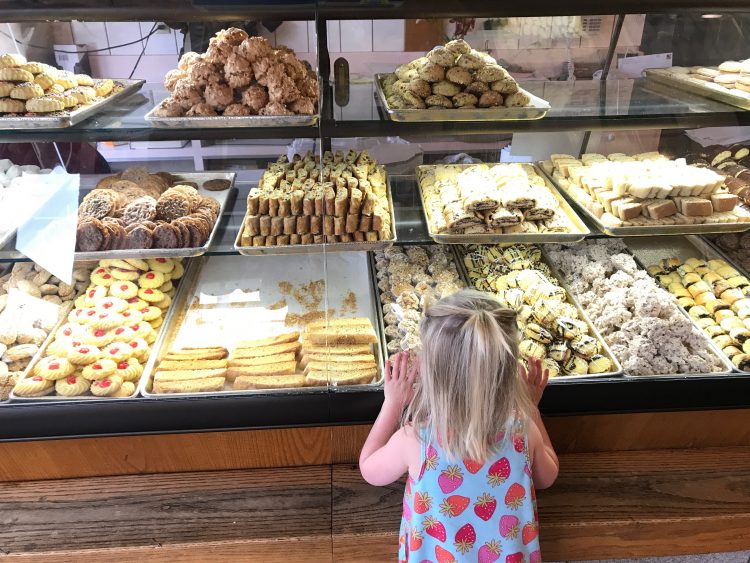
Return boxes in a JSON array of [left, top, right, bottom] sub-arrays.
[[539, 163, 750, 237], [145, 102, 318, 128], [374, 73, 550, 122], [645, 68, 750, 111], [0, 79, 145, 129], [138, 252, 385, 398], [75, 172, 235, 261], [626, 235, 748, 375], [416, 164, 590, 245], [234, 177, 397, 256], [10, 259, 192, 402], [452, 244, 622, 381], [369, 245, 466, 361]]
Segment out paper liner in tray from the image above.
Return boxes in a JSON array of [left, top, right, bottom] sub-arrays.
[[145, 102, 318, 128], [0, 79, 145, 129], [138, 252, 386, 398], [416, 164, 590, 245], [452, 244, 622, 381]]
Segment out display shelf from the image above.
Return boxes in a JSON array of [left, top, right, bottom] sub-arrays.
[[2, 375, 750, 441]]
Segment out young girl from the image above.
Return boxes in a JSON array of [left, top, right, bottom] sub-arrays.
[[360, 289, 559, 562]]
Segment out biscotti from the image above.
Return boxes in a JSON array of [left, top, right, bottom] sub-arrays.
[[154, 368, 227, 382], [233, 374, 307, 390], [153, 377, 225, 393]]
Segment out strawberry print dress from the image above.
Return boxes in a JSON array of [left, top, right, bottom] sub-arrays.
[[398, 419, 541, 563]]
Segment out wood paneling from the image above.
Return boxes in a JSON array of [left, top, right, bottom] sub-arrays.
[[0, 467, 332, 555], [0, 427, 331, 481]]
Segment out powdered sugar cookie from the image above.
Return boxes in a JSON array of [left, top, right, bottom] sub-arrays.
[[111, 380, 136, 397], [103, 343, 133, 363], [90, 375, 123, 396], [127, 338, 150, 362], [138, 271, 164, 289], [35, 356, 75, 380], [68, 344, 102, 366], [115, 357, 143, 382], [138, 287, 164, 303], [147, 258, 175, 273], [110, 281, 138, 300], [84, 327, 116, 348], [14, 375, 55, 396], [82, 358, 117, 380], [55, 374, 91, 396]]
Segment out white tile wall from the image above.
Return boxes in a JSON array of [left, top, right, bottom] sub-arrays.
[[71, 21, 109, 53], [139, 22, 178, 56], [340, 21, 373, 52], [105, 22, 143, 55], [275, 21, 309, 54], [372, 20, 404, 52], [52, 22, 74, 44]]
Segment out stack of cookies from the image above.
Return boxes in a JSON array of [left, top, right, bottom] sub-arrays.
[[154, 28, 318, 118], [76, 167, 222, 251], [301, 318, 379, 386], [151, 346, 228, 393], [0, 52, 115, 115], [228, 332, 304, 390], [664, 60, 750, 99], [12, 257, 183, 398], [239, 149, 392, 247]]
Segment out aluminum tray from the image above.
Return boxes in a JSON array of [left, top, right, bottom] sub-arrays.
[[416, 164, 590, 245], [145, 102, 318, 129], [138, 252, 386, 398], [75, 172, 235, 261], [452, 244, 622, 380], [9, 261, 192, 402], [234, 176, 397, 256], [539, 163, 750, 237], [0, 79, 145, 129], [626, 235, 747, 376], [374, 73, 550, 122], [645, 68, 750, 111]]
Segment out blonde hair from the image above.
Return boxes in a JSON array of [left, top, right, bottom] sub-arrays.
[[405, 289, 534, 462]]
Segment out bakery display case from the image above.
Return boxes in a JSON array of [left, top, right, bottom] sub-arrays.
[[3, 3, 750, 443]]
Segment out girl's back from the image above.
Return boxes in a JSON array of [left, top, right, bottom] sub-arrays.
[[399, 421, 539, 563]]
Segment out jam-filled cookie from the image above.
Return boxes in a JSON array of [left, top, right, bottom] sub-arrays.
[[68, 344, 102, 366], [153, 294, 172, 310], [55, 374, 91, 396], [35, 356, 75, 380], [138, 271, 164, 289], [149, 316, 164, 330], [14, 375, 55, 397], [82, 358, 117, 380], [111, 380, 136, 398], [158, 280, 174, 293], [115, 358, 143, 382], [124, 258, 149, 271], [103, 343, 133, 363], [138, 306, 162, 322], [138, 287, 164, 303], [111, 268, 139, 282], [89, 312, 124, 331], [171, 261, 185, 279], [129, 322, 152, 340], [110, 281, 138, 300], [47, 338, 82, 358], [57, 323, 82, 340], [147, 258, 175, 273], [90, 267, 115, 287], [84, 327, 116, 348], [112, 326, 136, 342], [127, 338, 150, 362], [90, 374, 123, 397], [127, 297, 148, 311], [119, 309, 143, 324], [83, 285, 108, 307], [95, 296, 128, 314]]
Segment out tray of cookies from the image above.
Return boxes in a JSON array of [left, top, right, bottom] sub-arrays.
[[144, 28, 318, 128], [457, 243, 622, 380], [373, 38, 549, 122], [10, 257, 187, 401], [630, 235, 750, 374], [416, 163, 589, 244], [138, 252, 386, 397], [0, 53, 144, 128], [645, 66, 750, 111], [235, 150, 396, 255], [75, 169, 234, 260], [540, 152, 750, 236]]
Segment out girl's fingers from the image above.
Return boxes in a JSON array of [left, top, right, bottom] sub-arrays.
[[384, 359, 392, 381], [399, 351, 408, 379]]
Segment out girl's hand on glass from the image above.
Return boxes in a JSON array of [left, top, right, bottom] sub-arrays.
[[384, 351, 419, 409], [519, 357, 549, 406]]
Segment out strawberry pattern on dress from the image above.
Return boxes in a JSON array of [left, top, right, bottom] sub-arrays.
[[398, 419, 541, 563]]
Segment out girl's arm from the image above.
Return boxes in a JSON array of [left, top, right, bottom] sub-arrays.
[[520, 358, 560, 490], [359, 352, 418, 486]]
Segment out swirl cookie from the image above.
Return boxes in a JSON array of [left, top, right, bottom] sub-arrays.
[[68, 345, 102, 366], [138, 287, 164, 303], [35, 357, 75, 380], [0, 98, 25, 112], [96, 296, 128, 313], [56, 374, 91, 396], [103, 343, 133, 363], [111, 268, 139, 282], [111, 381, 136, 398], [84, 327, 116, 348], [90, 375, 123, 396], [14, 375, 55, 397], [89, 312, 124, 331], [138, 271, 164, 289], [119, 309, 143, 324], [112, 326, 136, 342], [110, 281, 138, 300], [127, 338, 150, 362], [128, 322, 152, 340], [115, 358, 143, 382], [0, 67, 34, 82], [82, 358, 117, 380], [47, 338, 82, 358], [57, 323, 83, 340], [10, 81, 43, 100], [84, 285, 108, 306]]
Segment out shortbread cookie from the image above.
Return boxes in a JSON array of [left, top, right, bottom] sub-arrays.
[[125, 258, 150, 271], [0, 53, 26, 68], [153, 294, 171, 310], [0, 98, 25, 112], [96, 296, 128, 313], [0, 67, 33, 82], [147, 258, 175, 273], [110, 281, 138, 300], [94, 78, 114, 97], [119, 309, 143, 324], [90, 375, 123, 396], [75, 74, 94, 86], [3, 344, 38, 362], [171, 261, 185, 279], [112, 326, 136, 342], [158, 280, 174, 293], [90, 267, 115, 287], [10, 81, 44, 100], [138, 287, 164, 303], [35, 356, 75, 380], [33, 73, 55, 90], [138, 271, 164, 289], [57, 323, 83, 340], [56, 374, 91, 396], [83, 285, 108, 306], [115, 358, 143, 382], [61, 93, 78, 108], [127, 338, 150, 362], [0, 81, 15, 97], [127, 297, 148, 310], [89, 312, 123, 331], [68, 345, 102, 366], [54, 72, 78, 90], [84, 327, 116, 348], [20, 62, 50, 75], [103, 342, 133, 363], [82, 358, 117, 380], [111, 380, 135, 398], [14, 375, 55, 397]]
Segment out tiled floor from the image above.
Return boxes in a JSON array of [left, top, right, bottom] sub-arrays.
[[554, 553, 750, 563]]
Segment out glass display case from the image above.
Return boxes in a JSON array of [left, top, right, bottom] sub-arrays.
[[2, 1, 750, 441]]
